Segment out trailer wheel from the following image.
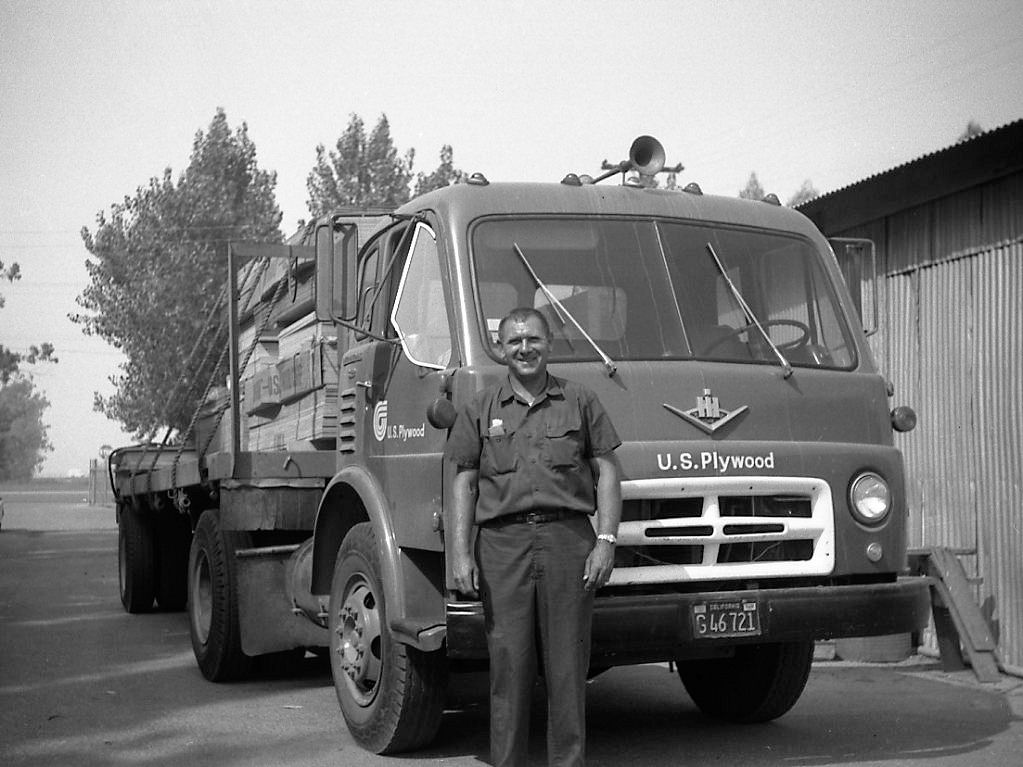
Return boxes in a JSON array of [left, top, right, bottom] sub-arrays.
[[118, 503, 156, 613], [188, 509, 253, 681], [329, 522, 446, 754], [156, 513, 192, 611], [677, 640, 814, 723]]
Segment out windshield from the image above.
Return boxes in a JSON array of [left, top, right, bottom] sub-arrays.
[[471, 217, 856, 369]]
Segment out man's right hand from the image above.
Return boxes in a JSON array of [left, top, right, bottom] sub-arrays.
[[450, 467, 480, 598], [452, 549, 479, 598]]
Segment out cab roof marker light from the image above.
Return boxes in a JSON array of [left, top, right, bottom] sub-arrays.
[[466, 172, 489, 186], [683, 182, 703, 195], [762, 193, 781, 206]]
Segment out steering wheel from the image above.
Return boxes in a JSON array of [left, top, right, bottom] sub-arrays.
[[702, 319, 811, 355]]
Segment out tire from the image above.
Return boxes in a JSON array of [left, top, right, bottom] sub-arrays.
[[156, 513, 192, 611], [118, 503, 156, 613], [188, 509, 253, 681], [677, 640, 814, 723], [329, 522, 447, 754]]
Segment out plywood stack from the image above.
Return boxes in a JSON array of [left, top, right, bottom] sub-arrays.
[[244, 312, 339, 452], [240, 325, 281, 417], [218, 212, 390, 454]]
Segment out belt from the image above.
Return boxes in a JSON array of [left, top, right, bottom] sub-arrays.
[[484, 509, 579, 526]]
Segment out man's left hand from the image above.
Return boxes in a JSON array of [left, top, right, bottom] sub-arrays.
[[583, 539, 615, 590]]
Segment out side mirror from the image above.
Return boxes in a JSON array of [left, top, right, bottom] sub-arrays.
[[830, 237, 879, 337], [315, 220, 360, 322], [427, 397, 457, 429]]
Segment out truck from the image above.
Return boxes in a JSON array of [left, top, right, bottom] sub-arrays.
[[109, 136, 931, 754]]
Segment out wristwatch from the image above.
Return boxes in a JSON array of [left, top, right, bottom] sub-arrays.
[[596, 533, 617, 545]]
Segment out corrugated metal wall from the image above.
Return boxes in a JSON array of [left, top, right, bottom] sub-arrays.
[[884, 239, 1023, 671], [970, 240, 1023, 672], [830, 171, 1023, 672]]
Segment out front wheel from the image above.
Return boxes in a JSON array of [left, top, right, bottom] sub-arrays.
[[188, 509, 253, 681], [329, 522, 446, 754], [677, 640, 814, 723]]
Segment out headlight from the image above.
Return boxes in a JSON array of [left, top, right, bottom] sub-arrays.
[[849, 472, 891, 525]]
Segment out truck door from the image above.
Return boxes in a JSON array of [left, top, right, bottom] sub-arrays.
[[342, 219, 454, 553]]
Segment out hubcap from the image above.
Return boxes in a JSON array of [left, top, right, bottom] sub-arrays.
[[334, 578, 382, 707]]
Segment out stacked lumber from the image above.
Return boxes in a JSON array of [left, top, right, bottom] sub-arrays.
[[202, 213, 389, 455], [241, 312, 339, 452]]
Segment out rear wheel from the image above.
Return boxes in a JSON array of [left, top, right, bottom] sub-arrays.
[[188, 509, 253, 681], [677, 640, 814, 722], [118, 503, 156, 613], [329, 522, 446, 754]]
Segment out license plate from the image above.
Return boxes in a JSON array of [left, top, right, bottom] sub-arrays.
[[691, 598, 762, 638]]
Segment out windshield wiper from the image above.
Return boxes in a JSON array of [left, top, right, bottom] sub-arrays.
[[512, 243, 617, 376], [705, 243, 793, 379]]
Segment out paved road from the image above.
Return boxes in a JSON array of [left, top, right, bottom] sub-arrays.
[[2, 494, 1022, 766]]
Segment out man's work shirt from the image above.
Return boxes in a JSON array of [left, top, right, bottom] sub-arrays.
[[445, 374, 621, 524]]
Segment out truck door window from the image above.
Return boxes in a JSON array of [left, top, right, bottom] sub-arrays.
[[390, 223, 452, 369]]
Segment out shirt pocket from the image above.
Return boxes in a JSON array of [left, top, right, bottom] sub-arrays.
[[481, 433, 518, 475], [545, 414, 584, 470]]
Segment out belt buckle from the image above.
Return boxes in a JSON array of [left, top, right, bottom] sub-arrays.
[[525, 511, 540, 524]]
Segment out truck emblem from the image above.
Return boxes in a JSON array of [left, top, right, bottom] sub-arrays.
[[373, 401, 389, 442], [663, 389, 749, 434]]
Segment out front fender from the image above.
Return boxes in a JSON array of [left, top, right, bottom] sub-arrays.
[[312, 465, 399, 600], [310, 466, 444, 651]]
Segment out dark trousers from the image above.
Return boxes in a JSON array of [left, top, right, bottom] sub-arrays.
[[476, 512, 596, 767]]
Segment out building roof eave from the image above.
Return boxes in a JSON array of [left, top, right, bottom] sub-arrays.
[[797, 119, 1023, 234]]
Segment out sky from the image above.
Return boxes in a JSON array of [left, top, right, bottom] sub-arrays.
[[1, 0, 1022, 477]]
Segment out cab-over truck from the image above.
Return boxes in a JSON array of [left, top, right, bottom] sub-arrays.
[[110, 137, 930, 754]]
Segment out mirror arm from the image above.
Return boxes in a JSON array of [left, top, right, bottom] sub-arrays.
[[329, 315, 399, 345]]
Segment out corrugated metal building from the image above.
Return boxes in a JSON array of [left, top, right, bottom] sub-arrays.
[[799, 120, 1023, 674]]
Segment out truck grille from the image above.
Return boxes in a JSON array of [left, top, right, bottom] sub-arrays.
[[610, 477, 834, 585]]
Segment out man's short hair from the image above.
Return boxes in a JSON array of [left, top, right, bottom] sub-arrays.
[[497, 307, 552, 342]]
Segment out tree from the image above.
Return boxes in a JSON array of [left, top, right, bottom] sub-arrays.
[[0, 262, 55, 479], [74, 108, 282, 438], [307, 114, 415, 215], [739, 172, 765, 200], [0, 377, 52, 481], [787, 179, 819, 207], [957, 120, 983, 143], [2, 260, 57, 385], [414, 145, 466, 196]]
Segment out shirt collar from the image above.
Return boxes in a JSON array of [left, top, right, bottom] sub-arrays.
[[497, 373, 563, 406]]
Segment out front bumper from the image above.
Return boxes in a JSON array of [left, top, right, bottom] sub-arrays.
[[445, 577, 931, 663]]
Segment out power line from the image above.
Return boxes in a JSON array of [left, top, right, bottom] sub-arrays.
[[0, 347, 123, 356]]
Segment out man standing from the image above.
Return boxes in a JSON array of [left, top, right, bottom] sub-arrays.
[[445, 307, 622, 767]]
